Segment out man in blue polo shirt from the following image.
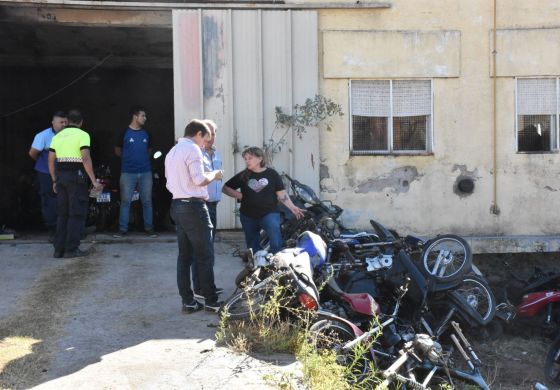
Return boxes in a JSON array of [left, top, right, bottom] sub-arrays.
[[29, 111, 68, 240], [114, 106, 156, 237]]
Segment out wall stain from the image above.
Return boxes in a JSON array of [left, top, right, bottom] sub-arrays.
[[544, 186, 558, 192], [320, 164, 330, 180], [202, 15, 224, 99], [354, 166, 421, 194]]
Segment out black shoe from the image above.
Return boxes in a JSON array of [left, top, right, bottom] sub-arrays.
[[145, 229, 158, 238], [53, 250, 64, 258], [193, 288, 224, 301], [64, 248, 91, 258], [112, 231, 127, 238], [182, 300, 203, 314], [204, 300, 224, 313]]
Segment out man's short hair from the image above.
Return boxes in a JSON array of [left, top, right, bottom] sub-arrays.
[[203, 119, 217, 133], [184, 119, 210, 138], [52, 110, 67, 119], [67, 109, 83, 125], [130, 105, 146, 117]]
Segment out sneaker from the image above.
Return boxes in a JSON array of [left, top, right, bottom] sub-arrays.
[[204, 300, 224, 313], [182, 300, 203, 314], [145, 229, 158, 238], [64, 248, 91, 258], [194, 288, 224, 301], [112, 231, 127, 238], [53, 250, 64, 258]]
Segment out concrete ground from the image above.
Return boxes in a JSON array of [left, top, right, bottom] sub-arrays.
[[0, 231, 300, 390]]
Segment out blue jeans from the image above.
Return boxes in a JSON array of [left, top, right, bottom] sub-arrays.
[[119, 172, 153, 232], [240, 212, 283, 254], [206, 201, 218, 242], [170, 199, 217, 304], [37, 171, 58, 228]]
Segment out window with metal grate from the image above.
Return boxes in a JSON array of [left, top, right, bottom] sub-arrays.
[[516, 78, 559, 153], [350, 79, 432, 155]]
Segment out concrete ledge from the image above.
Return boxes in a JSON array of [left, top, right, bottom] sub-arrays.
[[465, 235, 560, 254]]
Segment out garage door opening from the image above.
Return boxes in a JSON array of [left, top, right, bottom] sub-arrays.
[[0, 8, 174, 233]]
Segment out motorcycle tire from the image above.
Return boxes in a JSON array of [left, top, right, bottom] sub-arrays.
[[545, 333, 560, 385], [420, 234, 472, 283], [308, 319, 369, 382], [220, 274, 286, 321], [453, 274, 496, 326]]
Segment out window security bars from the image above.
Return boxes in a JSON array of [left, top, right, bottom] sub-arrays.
[[516, 78, 559, 153], [350, 80, 433, 155]]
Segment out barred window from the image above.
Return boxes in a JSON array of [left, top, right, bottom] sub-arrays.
[[516, 78, 559, 152], [350, 80, 433, 155]]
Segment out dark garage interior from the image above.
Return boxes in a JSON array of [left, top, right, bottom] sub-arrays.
[[0, 5, 175, 232]]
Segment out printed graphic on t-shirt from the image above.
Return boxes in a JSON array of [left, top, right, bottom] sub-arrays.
[[248, 178, 269, 192]]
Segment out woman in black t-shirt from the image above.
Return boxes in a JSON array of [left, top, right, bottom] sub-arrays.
[[222, 147, 304, 254]]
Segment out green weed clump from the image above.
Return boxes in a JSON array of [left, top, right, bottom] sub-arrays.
[[216, 276, 391, 389]]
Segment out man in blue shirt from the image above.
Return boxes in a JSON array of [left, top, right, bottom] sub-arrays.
[[29, 111, 68, 239], [113, 106, 156, 237], [202, 120, 222, 239], [192, 119, 224, 300]]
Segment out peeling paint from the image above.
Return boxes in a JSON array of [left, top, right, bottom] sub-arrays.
[[354, 166, 422, 194], [343, 55, 363, 66], [320, 164, 330, 180]]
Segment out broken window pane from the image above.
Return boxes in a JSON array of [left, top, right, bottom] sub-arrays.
[[517, 115, 554, 152]]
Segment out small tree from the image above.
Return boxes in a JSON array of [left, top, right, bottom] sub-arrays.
[[263, 94, 343, 165]]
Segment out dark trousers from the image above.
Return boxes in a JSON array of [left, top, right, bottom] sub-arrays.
[[170, 199, 217, 304], [206, 201, 218, 241], [192, 201, 217, 292], [37, 171, 58, 228], [54, 170, 88, 253]]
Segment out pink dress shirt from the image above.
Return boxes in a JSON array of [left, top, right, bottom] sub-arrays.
[[165, 138, 209, 200]]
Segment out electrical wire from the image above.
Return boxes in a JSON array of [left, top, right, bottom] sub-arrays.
[[0, 54, 113, 119]]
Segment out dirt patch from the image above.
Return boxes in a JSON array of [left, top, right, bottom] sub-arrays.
[[471, 252, 560, 389], [0, 250, 101, 389]]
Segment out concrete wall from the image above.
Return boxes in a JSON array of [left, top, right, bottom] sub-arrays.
[[317, 0, 560, 240], [173, 9, 319, 229]]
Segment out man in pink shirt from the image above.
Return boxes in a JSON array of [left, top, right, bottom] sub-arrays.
[[165, 119, 224, 313]]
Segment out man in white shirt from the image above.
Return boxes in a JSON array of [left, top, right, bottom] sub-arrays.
[[165, 119, 223, 313]]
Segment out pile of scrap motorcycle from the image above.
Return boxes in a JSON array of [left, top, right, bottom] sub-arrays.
[[219, 175, 560, 389]]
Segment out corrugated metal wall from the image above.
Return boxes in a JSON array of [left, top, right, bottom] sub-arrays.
[[172, 9, 318, 229]]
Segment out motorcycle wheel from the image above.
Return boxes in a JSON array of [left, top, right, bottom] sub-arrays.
[[308, 319, 369, 382], [545, 334, 560, 385], [219, 276, 282, 321], [454, 275, 496, 326], [420, 234, 472, 283]]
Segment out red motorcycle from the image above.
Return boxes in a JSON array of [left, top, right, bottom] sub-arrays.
[[494, 262, 560, 384], [495, 263, 560, 335]]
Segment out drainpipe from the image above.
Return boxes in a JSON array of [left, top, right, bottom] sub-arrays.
[[490, 0, 500, 215]]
